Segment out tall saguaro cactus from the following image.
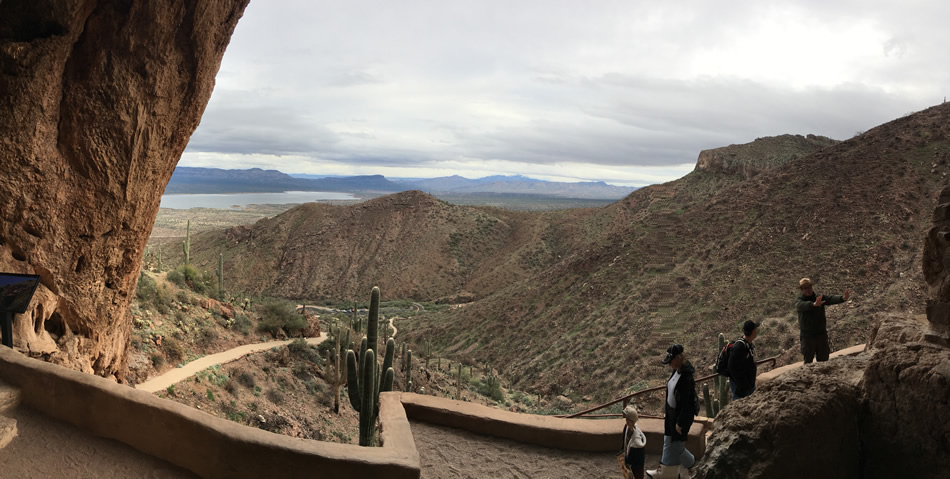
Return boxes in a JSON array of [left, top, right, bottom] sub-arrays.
[[405, 350, 413, 392], [182, 220, 191, 265], [707, 333, 731, 417], [217, 252, 223, 297], [344, 286, 394, 446], [326, 324, 350, 413]]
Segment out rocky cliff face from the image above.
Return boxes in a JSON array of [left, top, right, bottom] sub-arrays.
[[694, 134, 839, 179], [694, 187, 950, 479], [0, 1, 249, 380]]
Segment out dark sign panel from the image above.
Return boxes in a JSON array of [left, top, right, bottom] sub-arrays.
[[0, 273, 41, 314]]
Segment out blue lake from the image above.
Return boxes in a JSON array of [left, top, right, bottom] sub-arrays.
[[159, 191, 358, 210]]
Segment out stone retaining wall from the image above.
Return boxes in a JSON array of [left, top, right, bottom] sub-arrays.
[[0, 347, 418, 479], [0, 347, 713, 477]]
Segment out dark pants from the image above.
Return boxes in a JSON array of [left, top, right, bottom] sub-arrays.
[[801, 332, 830, 363], [730, 379, 755, 400], [625, 448, 645, 479]]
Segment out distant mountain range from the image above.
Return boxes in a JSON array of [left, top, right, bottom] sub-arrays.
[[164, 167, 638, 200]]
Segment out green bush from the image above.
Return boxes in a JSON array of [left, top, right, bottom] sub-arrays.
[[136, 271, 158, 301], [257, 300, 307, 337], [167, 264, 216, 295], [136, 272, 173, 313], [163, 338, 185, 362], [233, 313, 253, 335], [288, 338, 322, 364], [476, 377, 505, 402], [197, 327, 218, 347]]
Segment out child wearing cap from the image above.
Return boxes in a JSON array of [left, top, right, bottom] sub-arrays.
[[621, 404, 647, 479]]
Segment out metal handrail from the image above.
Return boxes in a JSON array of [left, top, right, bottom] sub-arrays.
[[559, 356, 778, 419]]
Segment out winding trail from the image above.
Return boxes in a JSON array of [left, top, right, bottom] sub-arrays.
[[136, 316, 398, 393], [136, 336, 328, 393]]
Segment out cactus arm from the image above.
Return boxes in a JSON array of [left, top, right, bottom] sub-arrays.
[[346, 349, 361, 411], [359, 349, 377, 446]]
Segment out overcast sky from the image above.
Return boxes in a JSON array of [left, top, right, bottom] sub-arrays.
[[180, 0, 949, 187]]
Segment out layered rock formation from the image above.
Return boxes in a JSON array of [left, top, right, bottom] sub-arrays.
[[694, 134, 838, 179], [0, 1, 249, 379], [694, 188, 950, 478]]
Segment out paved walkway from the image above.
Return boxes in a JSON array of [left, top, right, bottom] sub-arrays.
[[2, 406, 197, 478]]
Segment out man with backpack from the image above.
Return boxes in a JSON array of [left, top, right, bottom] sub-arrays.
[[796, 277, 850, 363], [728, 320, 759, 399]]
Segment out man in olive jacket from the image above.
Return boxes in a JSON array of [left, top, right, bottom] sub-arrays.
[[795, 277, 850, 363]]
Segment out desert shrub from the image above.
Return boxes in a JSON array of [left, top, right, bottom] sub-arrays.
[[136, 272, 174, 313], [288, 338, 322, 364], [163, 337, 185, 362], [257, 300, 307, 337], [224, 379, 237, 396], [292, 362, 312, 380], [197, 327, 218, 347], [221, 400, 247, 424], [176, 290, 190, 304], [235, 370, 256, 389], [167, 264, 216, 295], [151, 354, 164, 368], [476, 377, 505, 402], [266, 388, 285, 405], [136, 272, 158, 302], [232, 313, 252, 335]]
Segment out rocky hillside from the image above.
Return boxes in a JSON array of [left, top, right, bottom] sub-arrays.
[[398, 102, 950, 399], [180, 191, 593, 303], [182, 102, 950, 401]]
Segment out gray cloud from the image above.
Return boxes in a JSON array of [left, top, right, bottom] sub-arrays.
[[182, 0, 950, 184]]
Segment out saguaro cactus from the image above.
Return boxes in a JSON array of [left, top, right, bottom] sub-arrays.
[[456, 363, 463, 400], [326, 324, 350, 413], [217, 252, 223, 297], [357, 349, 377, 446], [182, 220, 191, 265], [405, 350, 413, 392], [344, 286, 394, 447], [717, 333, 730, 411], [424, 339, 431, 370]]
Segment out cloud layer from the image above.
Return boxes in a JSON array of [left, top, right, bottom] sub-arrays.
[[182, 0, 950, 186]]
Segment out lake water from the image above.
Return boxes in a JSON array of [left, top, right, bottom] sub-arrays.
[[159, 191, 358, 210]]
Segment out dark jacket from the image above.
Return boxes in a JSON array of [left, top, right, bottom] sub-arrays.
[[664, 361, 696, 441], [728, 339, 756, 396], [795, 292, 845, 338]]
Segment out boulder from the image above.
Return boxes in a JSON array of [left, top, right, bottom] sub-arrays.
[[695, 356, 866, 479], [0, 1, 249, 380], [860, 342, 950, 478]]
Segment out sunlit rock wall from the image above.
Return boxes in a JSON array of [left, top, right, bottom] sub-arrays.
[[0, 0, 249, 380]]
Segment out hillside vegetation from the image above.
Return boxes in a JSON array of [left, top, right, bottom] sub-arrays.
[[170, 102, 950, 403]]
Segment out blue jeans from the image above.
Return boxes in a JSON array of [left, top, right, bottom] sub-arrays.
[[660, 435, 695, 468], [730, 380, 755, 400]]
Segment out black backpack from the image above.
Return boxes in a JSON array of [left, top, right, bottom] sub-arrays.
[[714, 338, 745, 377]]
